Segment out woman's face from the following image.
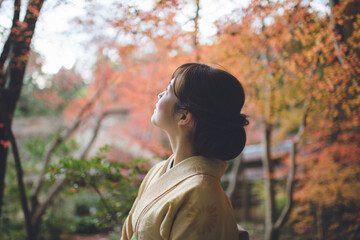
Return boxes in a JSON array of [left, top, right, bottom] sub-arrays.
[[151, 79, 179, 132]]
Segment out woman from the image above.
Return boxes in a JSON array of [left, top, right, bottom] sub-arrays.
[[121, 63, 248, 240]]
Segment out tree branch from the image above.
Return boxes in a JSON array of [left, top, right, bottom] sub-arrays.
[[8, 123, 34, 239], [78, 108, 128, 160], [329, 0, 346, 67], [261, 120, 276, 237], [193, 0, 200, 53], [31, 86, 104, 209], [91, 183, 119, 225], [0, 0, 21, 71], [31, 107, 127, 227], [31, 178, 66, 227], [273, 110, 308, 231], [329, 0, 358, 78], [274, 69, 312, 230]]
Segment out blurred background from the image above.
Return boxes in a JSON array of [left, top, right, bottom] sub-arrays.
[[0, 0, 359, 239]]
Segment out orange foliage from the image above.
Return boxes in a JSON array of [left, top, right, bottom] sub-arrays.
[[204, 0, 359, 237], [62, 0, 359, 236], [63, 0, 202, 158]]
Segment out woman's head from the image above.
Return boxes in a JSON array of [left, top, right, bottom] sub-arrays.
[[170, 63, 248, 160]]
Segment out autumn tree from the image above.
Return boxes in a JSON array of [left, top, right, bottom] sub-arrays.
[[65, 0, 206, 158], [0, 1, 134, 239], [290, 0, 360, 238], [0, 49, 136, 239], [208, 0, 342, 239], [0, 1, 45, 238]]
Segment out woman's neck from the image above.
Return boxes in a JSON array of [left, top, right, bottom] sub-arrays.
[[168, 133, 196, 166]]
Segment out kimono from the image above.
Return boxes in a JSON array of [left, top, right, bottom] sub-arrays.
[[121, 155, 239, 240]]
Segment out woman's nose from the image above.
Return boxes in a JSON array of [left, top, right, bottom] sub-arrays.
[[158, 91, 165, 99]]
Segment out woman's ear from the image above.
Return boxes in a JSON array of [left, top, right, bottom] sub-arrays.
[[177, 110, 194, 127]]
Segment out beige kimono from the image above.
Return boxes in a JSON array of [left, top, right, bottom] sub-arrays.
[[121, 155, 239, 240]]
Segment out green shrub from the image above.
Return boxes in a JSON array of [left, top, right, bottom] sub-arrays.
[[49, 145, 148, 232]]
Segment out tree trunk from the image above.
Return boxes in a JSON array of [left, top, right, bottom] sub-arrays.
[[0, 115, 9, 216], [261, 120, 276, 240], [316, 206, 324, 240], [0, 0, 21, 217], [0, 0, 45, 223], [225, 155, 244, 200], [8, 127, 34, 239], [193, 0, 200, 61]]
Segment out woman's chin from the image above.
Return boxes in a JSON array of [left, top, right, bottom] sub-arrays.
[[150, 114, 157, 125]]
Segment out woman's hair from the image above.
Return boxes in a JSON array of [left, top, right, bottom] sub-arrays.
[[171, 63, 249, 161]]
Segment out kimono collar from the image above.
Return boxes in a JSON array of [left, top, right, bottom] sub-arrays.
[[160, 155, 228, 180]]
